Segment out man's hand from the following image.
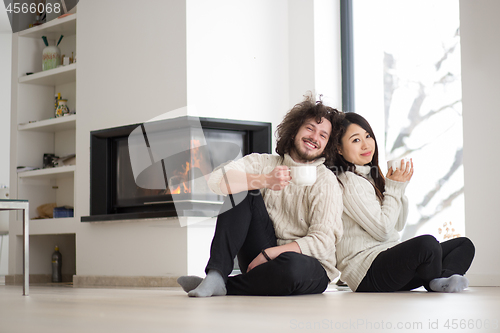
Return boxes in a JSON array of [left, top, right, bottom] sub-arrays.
[[264, 166, 291, 191], [247, 252, 269, 272], [246, 242, 302, 272], [221, 166, 291, 194]]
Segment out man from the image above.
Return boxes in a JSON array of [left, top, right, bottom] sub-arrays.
[[178, 95, 344, 297]]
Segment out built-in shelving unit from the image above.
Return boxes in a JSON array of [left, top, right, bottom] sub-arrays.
[[11, 13, 78, 216], [9, 13, 79, 280]]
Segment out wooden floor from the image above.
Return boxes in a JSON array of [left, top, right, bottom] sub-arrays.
[[0, 283, 499, 333]]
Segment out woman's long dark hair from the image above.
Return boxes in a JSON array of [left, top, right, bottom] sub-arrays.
[[331, 112, 386, 201], [275, 93, 343, 167]]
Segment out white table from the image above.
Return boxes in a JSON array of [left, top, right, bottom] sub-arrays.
[[0, 199, 29, 296]]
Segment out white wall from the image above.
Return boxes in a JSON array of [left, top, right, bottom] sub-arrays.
[[0, 33, 12, 188], [186, 0, 290, 124], [0, 32, 12, 238], [313, 0, 342, 108], [0, 235, 8, 275], [288, 0, 315, 110], [186, 0, 290, 152], [0, 0, 12, 33], [0, 11, 13, 274], [75, 0, 190, 277], [460, 0, 500, 286], [289, 0, 342, 110]]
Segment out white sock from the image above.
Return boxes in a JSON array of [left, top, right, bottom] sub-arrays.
[[177, 276, 203, 293], [429, 274, 469, 293], [187, 270, 227, 297]]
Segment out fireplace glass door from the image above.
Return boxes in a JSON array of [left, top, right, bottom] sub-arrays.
[[113, 128, 247, 213]]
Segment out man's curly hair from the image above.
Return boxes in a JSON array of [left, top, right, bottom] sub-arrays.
[[275, 93, 344, 167]]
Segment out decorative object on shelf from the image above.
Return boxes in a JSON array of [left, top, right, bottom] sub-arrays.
[[60, 53, 75, 66], [41, 35, 63, 71], [55, 99, 70, 117], [29, 7, 46, 28], [53, 206, 74, 218], [55, 93, 60, 112], [53, 154, 76, 167], [43, 153, 58, 168], [35, 203, 57, 219], [51, 246, 62, 282]]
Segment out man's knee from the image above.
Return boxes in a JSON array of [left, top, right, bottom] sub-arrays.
[[219, 190, 257, 215], [272, 252, 328, 294], [274, 252, 322, 279]]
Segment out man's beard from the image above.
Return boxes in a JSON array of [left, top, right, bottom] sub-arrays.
[[293, 139, 323, 162]]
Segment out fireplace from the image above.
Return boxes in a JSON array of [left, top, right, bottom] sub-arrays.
[[81, 116, 271, 222]]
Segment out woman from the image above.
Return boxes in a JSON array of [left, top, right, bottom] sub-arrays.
[[331, 112, 475, 292]]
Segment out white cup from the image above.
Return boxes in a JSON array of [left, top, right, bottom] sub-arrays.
[[387, 157, 411, 172], [290, 166, 317, 186]]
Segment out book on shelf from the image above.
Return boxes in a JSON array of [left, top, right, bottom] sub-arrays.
[[17, 166, 39, 173]]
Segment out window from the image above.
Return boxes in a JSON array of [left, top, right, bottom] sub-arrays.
[[344, 0, 464, 241]]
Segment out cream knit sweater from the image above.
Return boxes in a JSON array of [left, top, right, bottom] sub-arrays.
[[336, 165, 409, 291], [208, 153, 343, 282]]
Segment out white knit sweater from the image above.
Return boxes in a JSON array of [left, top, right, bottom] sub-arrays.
[[336, 165, 409, 291], [208, 153, 343, 281]]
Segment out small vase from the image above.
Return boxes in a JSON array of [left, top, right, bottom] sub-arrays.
[[42, 45, 61, 71], [55, 99, 69, 117]]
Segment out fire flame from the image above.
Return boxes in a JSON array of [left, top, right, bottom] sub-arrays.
[[168, 140, 206, 195]]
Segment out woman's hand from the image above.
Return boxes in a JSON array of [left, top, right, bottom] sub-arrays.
[[386, 158, 413, 182]]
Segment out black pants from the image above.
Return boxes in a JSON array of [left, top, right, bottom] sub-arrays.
[[356, 235, 475, 292], [206, 190, 330, 296]]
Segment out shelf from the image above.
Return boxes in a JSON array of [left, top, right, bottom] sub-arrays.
[[18, 217, 78, 236], [18, 13, 77, 39], [19, 63, 76, 86], [18, 165, 75, 180], [19, 115, 76, 132]]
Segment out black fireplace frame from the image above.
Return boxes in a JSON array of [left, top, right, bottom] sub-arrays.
[[81, 117, 272, 222]]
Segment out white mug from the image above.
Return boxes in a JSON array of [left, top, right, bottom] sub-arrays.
[[387, 157, 411, 172], [290, 166, 317, 186]]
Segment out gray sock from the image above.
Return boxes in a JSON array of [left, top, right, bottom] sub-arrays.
[[177, 276, 203, 293], [187, 270, 227, 297], [429, 274, 469, 293]]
